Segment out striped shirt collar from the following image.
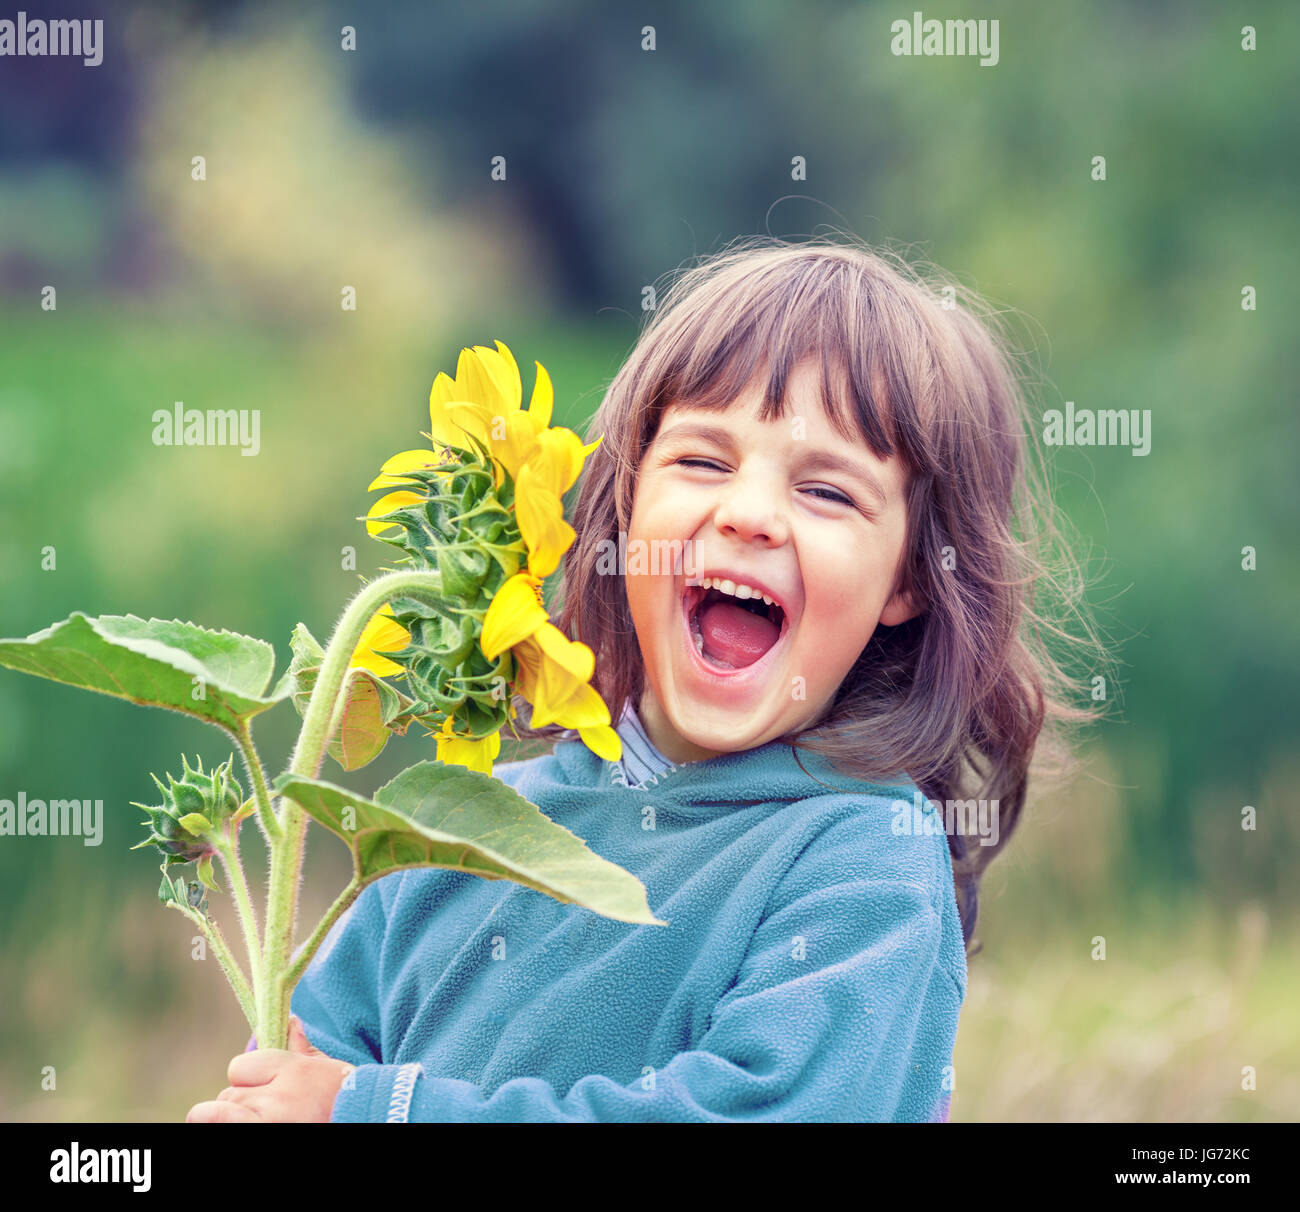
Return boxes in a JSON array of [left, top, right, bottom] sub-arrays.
[[610, 699, 678, 789]]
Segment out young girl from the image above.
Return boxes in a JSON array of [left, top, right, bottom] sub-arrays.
[[188, 235, 1089, 1123]]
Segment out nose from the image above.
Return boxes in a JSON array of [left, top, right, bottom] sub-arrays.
[[712, 467, 790, 546]]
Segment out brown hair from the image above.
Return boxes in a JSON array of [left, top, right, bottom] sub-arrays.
[[508, 233, 1105, 953]]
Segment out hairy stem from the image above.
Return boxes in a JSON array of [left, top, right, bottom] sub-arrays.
[[280, 876, 363, 996], [214, 836, 262, 998], [258, 569, 445, 1048], [231, 718, 281, 843], [167, 902, 256, 1032]]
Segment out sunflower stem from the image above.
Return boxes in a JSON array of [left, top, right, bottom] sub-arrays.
[[213, 835, 262, 1003], [166, 900, 257, 1033], [231, 718, 281, 843], [279, 876, 363, 998], [256, 568, 446, 1049]]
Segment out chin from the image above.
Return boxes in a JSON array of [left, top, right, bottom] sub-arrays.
[[662, 695, 779, 754]]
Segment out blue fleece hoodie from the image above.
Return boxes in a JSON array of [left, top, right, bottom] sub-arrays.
[[290, 732, 967, 1122]]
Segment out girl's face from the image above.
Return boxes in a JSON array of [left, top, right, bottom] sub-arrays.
[[625, 356, 919, 763]]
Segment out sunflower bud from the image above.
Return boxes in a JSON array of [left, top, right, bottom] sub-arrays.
[[130, 754, 243, 867]]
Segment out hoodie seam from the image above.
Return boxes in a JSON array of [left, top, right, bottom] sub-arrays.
[[385, 1062, 424, 1122], [607, 759, 678, 791]]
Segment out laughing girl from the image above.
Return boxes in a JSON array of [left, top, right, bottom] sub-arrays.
[[189, 235, 1093, 1123]]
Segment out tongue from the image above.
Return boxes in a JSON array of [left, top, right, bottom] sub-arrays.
[[699, 599, 780, 669]]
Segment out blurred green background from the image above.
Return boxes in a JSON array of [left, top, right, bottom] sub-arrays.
[[1, 0, 1296, 1121]]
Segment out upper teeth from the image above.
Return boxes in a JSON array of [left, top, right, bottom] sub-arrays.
[[694, 576, 777, 610]]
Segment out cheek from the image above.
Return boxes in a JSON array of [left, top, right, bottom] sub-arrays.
[[799, 541, 896, 639], [805, 578, 884, 635], [624, 492, 675, 639], [624, 571, 659, 637], [630, 475, 693, 537]]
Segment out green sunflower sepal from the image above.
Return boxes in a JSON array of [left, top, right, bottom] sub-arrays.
[[130, 754, 242, 869]]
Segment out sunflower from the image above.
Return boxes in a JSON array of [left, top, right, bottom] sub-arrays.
[[426, 340, 602, 578], [360, 340, 620, 774]]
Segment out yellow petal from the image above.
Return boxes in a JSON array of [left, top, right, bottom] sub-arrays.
[[515, 461, 576, 578], [429, 357, 494, 452], [488, 409, 547, 483], [526, 360, 554, 431], [349, 606, 410, 678], [512, 636, 541, 705], [368, 449, 452, 492], [351, 648, 404, 678], [426, 345, 558, 493], [436, 398, 494, 455], [365, 490, 423, 535], [532, 427, 588, 496], [429, 371, 469, 450], [475, 356, 553, 484], [435, 725, 501, 776], [438, 399, 511, 491], [578, 724, 622, 763], [545, 428, 603, 495], [526, 658, 613, 729], [457, 342, 520, 421], [479, 572, 548, 660], [532, 621, 595, 683], [478, 341, 524, 414], [508, 628, 607, 730], [553, 681, 617, 730]]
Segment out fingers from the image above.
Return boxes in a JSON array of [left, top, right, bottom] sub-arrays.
[[228, 1048, 288, 1086], [197, 1049, 348, 1123], [187, 1099, 262, 1123], [287, 1015, 321, 1055]]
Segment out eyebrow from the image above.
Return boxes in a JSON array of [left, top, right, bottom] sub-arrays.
[[653, 421, 890, 509]]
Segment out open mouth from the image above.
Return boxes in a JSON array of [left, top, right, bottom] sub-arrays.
[[679, 580, 791, 678]]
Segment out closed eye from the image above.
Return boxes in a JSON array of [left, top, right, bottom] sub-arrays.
[[675, 458, 855, 507]]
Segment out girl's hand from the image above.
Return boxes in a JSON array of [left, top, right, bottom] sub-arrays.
[[186, 1016, 356, 1123]]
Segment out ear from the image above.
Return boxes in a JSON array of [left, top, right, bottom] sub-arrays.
[[878, 584, 923, 627]]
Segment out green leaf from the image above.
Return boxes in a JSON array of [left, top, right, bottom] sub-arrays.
[[287, 620, 326, 672], [196, 854, 220, 893], [0, 613, 288, 730], [276, 762, 666, 926], [177, 813, 210, 836], [287, 622, 411, 772]]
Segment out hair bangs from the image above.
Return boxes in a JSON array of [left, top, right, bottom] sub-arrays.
[[642, 252, 902, 462]]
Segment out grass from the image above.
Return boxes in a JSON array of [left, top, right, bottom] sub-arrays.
[[953, 899, 1298, 1121]]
